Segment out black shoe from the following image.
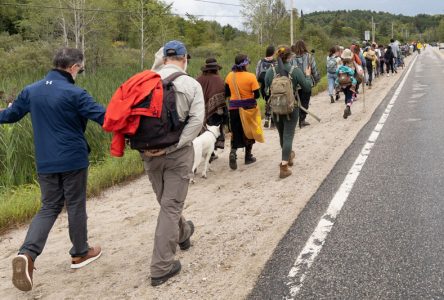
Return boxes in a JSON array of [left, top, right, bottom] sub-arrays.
[[229, 150, 237, 170], [245, 155, 257, 165], [179, 221, 194, 251], [299, 120, 310, 128], [151, 260, 181, 286], [264, 119, 270, 128], [343, 106, 351, 119], [335, 94, 340, 101], [330, 96, 335, 103]]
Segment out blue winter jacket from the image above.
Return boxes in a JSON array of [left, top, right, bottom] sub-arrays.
[[0, 70, 105, 174]]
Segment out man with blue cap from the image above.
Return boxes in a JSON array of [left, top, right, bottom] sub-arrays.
[[143, 40, 205, 286]]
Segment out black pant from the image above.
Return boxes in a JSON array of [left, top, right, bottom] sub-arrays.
[[298, 89, 312, 122], [229, 109, 255, 149], [386, 61, 395, 74], [208, 112, 227, 149], [19, 168, 89, 261], [366, 62, 373, 85]]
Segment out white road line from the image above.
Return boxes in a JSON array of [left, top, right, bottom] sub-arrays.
[[285, 54, 419, 299]]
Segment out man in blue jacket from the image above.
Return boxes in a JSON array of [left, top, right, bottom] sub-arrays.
[[0, 48, 105, 292]]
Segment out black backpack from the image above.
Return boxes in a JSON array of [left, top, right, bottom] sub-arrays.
[[257, 59, 274, 83], [128, 72, 187, 151]]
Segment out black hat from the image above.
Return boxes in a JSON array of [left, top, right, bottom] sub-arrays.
[[201, 58, 222, 72]]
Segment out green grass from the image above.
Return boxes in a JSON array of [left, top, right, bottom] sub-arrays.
[[312, 75, 328, 96]]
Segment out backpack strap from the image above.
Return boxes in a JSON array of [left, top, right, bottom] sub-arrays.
[[288, 65, 295, 80], [231, 72, 242, 100], [271, 65, 277, 78], [163, 72, 187, 84]]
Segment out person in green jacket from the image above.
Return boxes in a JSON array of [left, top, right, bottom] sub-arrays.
[[264, 46, 312, 178]]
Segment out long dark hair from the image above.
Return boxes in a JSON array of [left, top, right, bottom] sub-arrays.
[[291, 40, 308, 56], [329, 46, 339, 57]]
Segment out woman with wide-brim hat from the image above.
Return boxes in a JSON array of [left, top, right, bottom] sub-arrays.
[[196, 58, 228, 150]]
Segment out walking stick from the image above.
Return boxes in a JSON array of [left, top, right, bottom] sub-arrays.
[[295, 87, 321, 122], [362, 70, 366, 113]]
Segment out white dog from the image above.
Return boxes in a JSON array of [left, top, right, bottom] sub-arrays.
[[191, 125, 221, 182]]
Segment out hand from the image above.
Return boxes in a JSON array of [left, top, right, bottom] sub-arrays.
[[143, 149, 166, 157], [305, 66, 312, 77]]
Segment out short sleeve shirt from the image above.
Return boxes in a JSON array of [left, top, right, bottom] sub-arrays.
[[225, 71, 260, 100]]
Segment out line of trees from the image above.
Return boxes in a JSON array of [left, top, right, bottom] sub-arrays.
[[0, 0, 244, 73], [1, 0, 443, 76]]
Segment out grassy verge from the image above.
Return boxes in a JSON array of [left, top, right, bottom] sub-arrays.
[[0, 150, 144, 233], [312, 75, 328, 96]]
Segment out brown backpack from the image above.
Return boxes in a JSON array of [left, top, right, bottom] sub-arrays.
[[269, 65, 297, 116]]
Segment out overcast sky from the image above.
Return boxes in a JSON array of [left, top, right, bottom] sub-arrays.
[[167, 0, 444, 29]]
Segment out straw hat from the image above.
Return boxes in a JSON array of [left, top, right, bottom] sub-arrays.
[[341, 49, 353, 60]]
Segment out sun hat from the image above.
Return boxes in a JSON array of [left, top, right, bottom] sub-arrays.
[[341, 49, 353, 60], [201, 58, 222, 72]]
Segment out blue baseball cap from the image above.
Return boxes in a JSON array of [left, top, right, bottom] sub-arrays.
[[163, 40, 188, 57]]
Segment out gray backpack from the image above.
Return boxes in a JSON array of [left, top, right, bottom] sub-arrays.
[[269, 65, 297, 116], [327, 56, 337, 74]]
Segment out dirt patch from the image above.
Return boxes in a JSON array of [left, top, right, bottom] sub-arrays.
[[0, 56, 413, 300]]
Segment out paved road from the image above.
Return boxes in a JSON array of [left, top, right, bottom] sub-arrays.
[[249, 48, 444, 299]]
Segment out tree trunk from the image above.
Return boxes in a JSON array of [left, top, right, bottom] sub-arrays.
[[81, 0, 86, 73], [58, 0, 69, 46], [140, 0, 144, 70]]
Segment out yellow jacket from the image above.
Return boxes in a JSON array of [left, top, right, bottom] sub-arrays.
[[363, 50, 377, 68]]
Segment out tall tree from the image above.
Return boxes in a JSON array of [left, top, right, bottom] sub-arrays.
[[241, 0, 290, 45], [124, 0, 176, 70]]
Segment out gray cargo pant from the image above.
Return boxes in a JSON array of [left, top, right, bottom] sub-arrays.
[[19, 168, 90, 261], [143, 145, 194, 277]]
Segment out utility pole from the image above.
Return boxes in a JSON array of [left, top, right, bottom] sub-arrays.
[[391, 22, 394, 39], [140, 0, 144, 70], [290, 0, 294, 45]]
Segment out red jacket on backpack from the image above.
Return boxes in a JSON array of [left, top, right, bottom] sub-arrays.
[[103, 70, 163, 157]]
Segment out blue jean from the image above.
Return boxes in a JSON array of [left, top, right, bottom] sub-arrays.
[[327, 73, 337, 96]]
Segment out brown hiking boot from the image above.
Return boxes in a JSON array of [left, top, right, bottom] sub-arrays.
[[71, 246, 102, 269], [288, 151, 295, 167], [280, 163, 292, 179], [12, 253, 34, 292]]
